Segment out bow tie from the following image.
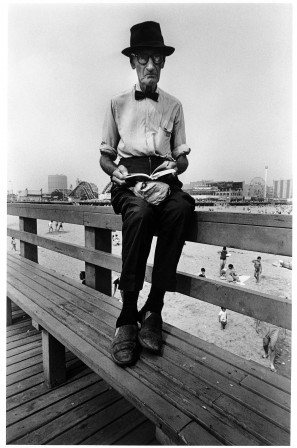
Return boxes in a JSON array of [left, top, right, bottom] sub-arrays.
[[135, 90, 159, 102]]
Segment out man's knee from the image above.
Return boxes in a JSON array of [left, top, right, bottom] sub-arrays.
[[166, 190, 195, 218], [124, 199, 155, 226]]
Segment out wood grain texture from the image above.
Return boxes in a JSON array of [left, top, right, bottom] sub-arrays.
[[6, 253, 291, 445]]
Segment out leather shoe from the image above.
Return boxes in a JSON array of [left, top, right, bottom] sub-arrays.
[[138, 311, 163, 353], [111, 325, 138, 366]]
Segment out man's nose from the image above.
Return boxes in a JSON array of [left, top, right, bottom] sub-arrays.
[[146, 57, 155, 69]]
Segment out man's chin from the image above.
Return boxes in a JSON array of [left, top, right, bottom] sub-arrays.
[[143, 79, 157, 89]]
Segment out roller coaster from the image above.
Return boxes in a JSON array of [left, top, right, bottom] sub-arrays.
[[68, 182, 97, 200]]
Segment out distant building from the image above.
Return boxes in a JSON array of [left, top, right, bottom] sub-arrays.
[[16, 189, 51, 202], [48, 175, 67, 194], [266, 185, 274, 199], [184, 180, 245, 201], [273, 179, 292, 199]]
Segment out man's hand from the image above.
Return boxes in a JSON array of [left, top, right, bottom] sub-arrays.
[[100, 155, 128, 186], [153, 160, 177, 173], [154, 155, 189, 175], [111, 165, 129, 185]]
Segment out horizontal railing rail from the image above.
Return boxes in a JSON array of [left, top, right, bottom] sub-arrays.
[[7, 203, 292, 255], [7, 203, 292, 330]]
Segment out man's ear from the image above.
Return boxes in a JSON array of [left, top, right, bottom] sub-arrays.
[[130, 56, 136, 69]]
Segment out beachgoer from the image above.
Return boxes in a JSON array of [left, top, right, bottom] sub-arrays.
[[262, 324, 280, 372], [218, 307, 227, 330], [57, 222, 63, 231], [113, 277, 123, 303], [198, 268, 206, 278], [100, 21, 195, 365], [11, 237, 16, 251], [48, 220, 54, 233], [252, 256, 262, 283], [55, 221, 59, 231], [218, 246, 228, 276], [112, 233, 120, 246], [79, 271, 86, 285], [225, 264, 240, 283]]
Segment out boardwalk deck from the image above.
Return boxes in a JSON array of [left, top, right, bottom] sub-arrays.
[[6, 306, 158, 445]]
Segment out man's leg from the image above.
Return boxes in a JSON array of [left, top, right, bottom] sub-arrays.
[[113, 188, 157, 293], [110, 188, 157, 364], [268, 329, 279, 372], [150, 188, 195, 292], [138, 188, 195, 353], [262, 336, 269, 359], [139, 188, 194, 313]]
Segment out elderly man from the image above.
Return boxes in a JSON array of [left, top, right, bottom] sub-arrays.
[[100, 21, 195, 366]]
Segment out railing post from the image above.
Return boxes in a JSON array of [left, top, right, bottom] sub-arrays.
[[85, 226, 112, 295], [19, 217, 38, 262], [7, 297, 12, 326]]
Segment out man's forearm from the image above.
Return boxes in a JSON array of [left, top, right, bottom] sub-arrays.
[[100, 154, 129, 185], [100, 154, 118, 177], [176, 155, 189, 174]]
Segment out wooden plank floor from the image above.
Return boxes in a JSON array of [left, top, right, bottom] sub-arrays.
[[6, 306, 159, 445]]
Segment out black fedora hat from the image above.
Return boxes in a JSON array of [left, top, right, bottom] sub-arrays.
[[122, 21, 175, 57]]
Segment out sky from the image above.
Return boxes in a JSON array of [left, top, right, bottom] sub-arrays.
[[6, 2, 293, 193]]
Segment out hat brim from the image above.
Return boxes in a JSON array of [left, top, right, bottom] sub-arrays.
[[122, 44, 175, 57]]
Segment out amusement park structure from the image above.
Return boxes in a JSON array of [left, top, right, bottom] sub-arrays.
[[68, 182, 98, 200]]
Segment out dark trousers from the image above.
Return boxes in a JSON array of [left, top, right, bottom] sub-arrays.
[[111, 182, 195, 292]]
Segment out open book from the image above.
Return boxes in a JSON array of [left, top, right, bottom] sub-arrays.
[[125, 168, 176, 183]]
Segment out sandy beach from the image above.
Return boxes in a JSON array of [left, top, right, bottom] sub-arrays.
[[7, 205, 292, 378]]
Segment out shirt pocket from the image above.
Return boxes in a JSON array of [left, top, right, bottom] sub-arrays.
[[154, 120, 174, 155], [162, 120, 174, 137]]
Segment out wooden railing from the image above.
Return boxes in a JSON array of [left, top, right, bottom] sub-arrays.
[[7, 202, 292, 330]]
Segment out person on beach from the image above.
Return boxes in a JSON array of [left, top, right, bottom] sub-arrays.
[[79, 271, 86, 285], [218, 307, 227, 330], [198, 268, 206, 278], [112, 233, 121, 246], [57, 222, 63, 231], [252, 256, 262, 283], [218, 246, 228, 276], [100, 21, 195, 365], [262, 324, 280, 372], [113, 277, 123, 303], [55, 221, 59, 231], [225, 264, 240, 283], [48, 220, 54, 233], [11, 237, 16, 251]]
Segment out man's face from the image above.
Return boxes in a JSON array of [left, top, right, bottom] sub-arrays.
[[131, 48, 165, 92]]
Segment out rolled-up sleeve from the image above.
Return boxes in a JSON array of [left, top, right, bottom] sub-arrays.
[[171, 104, 191, 160], [100, 99, 119, 160]]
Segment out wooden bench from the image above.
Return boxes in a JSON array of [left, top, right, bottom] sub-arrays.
[[7, 203, 292, 445]]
